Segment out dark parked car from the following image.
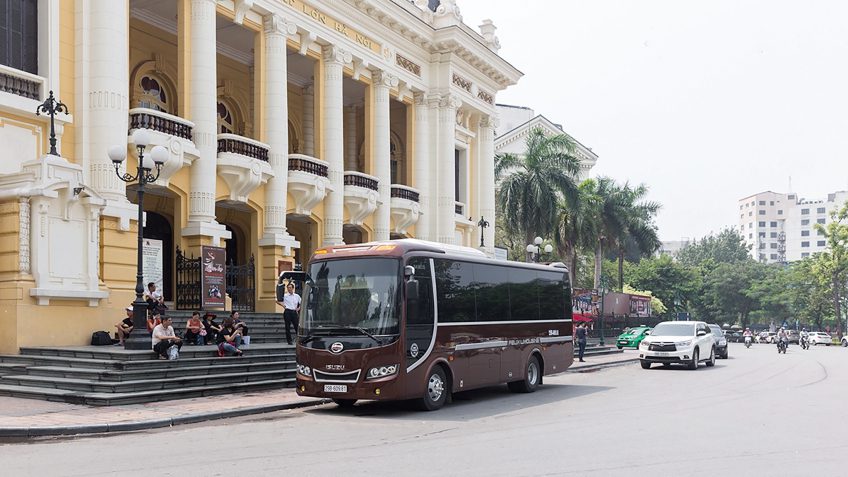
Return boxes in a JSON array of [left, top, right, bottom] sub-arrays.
[[709, 324, 729, 359], [724, 330, 744, 343]]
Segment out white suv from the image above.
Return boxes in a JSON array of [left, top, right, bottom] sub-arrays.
[[639, 321, 716, 370]]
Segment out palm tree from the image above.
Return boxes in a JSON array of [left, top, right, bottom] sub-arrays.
[[495, 127, 582, 248], [554, 181, 597, 286], [613, 183, 661, 290], [581, 177, 630, 289]]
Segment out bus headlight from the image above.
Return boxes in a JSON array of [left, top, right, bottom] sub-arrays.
[[366, 364, 398, 379], [297, 364, 312, 377]]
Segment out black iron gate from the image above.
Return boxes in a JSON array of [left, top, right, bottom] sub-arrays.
[[175, 246, 201, 310], [176, 248, 255, 311], [227, 255, 255, 312]]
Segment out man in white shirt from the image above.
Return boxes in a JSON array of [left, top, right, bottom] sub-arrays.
[[143, 282, 165, 313], [276, 283, 301, 345], [152, 316, 182, 359]]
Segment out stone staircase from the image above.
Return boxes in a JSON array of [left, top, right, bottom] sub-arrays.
[[575, 343, 624, 358], [0, 312, 297, 406]]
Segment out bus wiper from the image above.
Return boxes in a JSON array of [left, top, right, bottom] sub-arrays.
[[336, 326, 383, 345], [299, 334, 316, 345]]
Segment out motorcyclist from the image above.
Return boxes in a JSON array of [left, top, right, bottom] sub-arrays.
[[743, 328, 753, 346], [776, 327, 788, 350], [799, 328, 809, 349]]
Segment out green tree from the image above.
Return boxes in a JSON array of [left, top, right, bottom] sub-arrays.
[[495, 127, 581, 247], [612, 183, 661, 290], [580, 177, 630, 289], [677, 228, 752, 268], [814, 201, 848, 337], [624, 254, 697, 315], [699, 261, 767, 325], [554, 181, 597, 285]]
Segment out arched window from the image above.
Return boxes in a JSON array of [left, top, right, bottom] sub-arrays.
[[217, 101, 235, 134], [138, 75, 170, 113]]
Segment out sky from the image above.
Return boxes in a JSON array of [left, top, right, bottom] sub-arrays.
[[459, 0, 848, 242]]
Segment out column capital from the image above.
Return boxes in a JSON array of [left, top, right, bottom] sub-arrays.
[[263, 13, 297, 37], [479, 115, 499, 129], [413, 91, 428, 105], [372, 70, 399, 89], [322, 45, 352, 65], [439, 93, 462, 110]]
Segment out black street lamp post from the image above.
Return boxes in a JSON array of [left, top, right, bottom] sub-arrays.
[[598, 276, 610, 346], [109, 129, 168, 350], [477, 216, 489, 247], [35, 90, 68, 156]]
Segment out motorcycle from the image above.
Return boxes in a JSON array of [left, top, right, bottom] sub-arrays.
[[777, 338, 787, 354], [744, 336, 752, 348], [800, 336, 809, 350]]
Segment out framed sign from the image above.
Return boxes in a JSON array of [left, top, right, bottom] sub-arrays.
[[201, 245, 226, 308], [142, 238, 163, 293]]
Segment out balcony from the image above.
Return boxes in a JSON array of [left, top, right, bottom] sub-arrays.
[[0, 64, 43, 101], [128, 108, 197, 185], [287, 154, 332, 216], [390, 184, 421, 235], [344, 171, 380, 226], [216, 133, 273, 203]]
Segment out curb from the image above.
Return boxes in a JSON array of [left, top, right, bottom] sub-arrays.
[[568, 358, 638, 373], [0, 398, 330, 438]]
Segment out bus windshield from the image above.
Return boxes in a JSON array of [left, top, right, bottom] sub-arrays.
[[301, 258, 401, 337]]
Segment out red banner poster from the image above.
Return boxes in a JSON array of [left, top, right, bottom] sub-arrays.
[[201, 245, 226, 308]]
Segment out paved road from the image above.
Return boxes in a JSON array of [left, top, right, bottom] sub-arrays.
[[2, 343, 846, 476]]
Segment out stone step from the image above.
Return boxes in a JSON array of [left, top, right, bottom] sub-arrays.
[[0, 352, 294, 371], [18, 343, 294, 360], [1, 368, 297, 393], [0, 378, 295, 406], [24, 360, 296, 381]]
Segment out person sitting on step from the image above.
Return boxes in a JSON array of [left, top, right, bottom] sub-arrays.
[[146, 309, 162, 333], [152, 315, 182, 359], [202, 312, 221, 345], [216, 317, 244, 357], [114, 306, 134, 346], [231, 311, 249, 338], [184, 311, 205, 345]]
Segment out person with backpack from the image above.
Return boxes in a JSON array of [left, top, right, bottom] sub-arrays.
[[152, 316, 182, 359]]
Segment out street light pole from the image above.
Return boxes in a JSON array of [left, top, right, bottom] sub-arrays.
[[598, 276, 609, 346], [525, 236, 553, 263], [109, 129, 169, 350]]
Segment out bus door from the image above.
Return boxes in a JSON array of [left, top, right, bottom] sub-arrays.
[[404, 257, 436, 375]]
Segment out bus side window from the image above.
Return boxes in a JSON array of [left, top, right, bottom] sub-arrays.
[[406, 258, 433, 325]]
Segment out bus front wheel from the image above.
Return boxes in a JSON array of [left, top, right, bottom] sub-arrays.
[[419, 366, 449, 411], [508, 355, 541, 393]]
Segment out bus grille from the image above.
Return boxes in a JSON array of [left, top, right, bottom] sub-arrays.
[[313, 369, 362, 383]]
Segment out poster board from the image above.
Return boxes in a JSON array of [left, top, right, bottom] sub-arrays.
[[201, 245, 226, 308], [142, 238, 163, 293]]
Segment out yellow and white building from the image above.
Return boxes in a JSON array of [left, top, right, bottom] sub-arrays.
[[0, 0, 521, 352]]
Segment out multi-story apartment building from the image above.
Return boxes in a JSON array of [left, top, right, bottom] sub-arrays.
[[0, 0, 521, 352], [737, 190, 848, 263]]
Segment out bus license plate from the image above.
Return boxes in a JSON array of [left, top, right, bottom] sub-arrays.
[[324, 384, 347, 393]]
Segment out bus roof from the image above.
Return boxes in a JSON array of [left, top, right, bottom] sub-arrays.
[[312, 239, 568, 274]]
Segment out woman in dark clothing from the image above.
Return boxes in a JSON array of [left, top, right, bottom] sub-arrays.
[[202, 312, 221, 345], [216, 317, 243, 357]]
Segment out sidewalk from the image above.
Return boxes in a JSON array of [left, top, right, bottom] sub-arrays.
[[568, 349, 639, 372], [0, 389, 328, 438]]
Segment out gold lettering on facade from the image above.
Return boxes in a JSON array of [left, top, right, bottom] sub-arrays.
[[285, 0, 381, 54]]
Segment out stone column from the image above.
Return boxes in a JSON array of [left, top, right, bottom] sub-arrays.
[[412, 92, 431, 241], [371, 72, 396, 241], [320, 45, 350, 246], [477, 115, 497, 256], [437, 94, 460, 245], [84, 0, 129, 203], [260, 14, 297, 243], [183, 0, 229, 246], [302, 84, 315, 156], [344, 105, 358, 170]]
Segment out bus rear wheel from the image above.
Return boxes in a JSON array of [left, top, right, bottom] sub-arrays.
[[332, 399, 357, 408], [508, 355, 541, 393], [419, 366, 448, 411]]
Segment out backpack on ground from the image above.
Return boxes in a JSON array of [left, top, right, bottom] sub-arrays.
[[167, 345, 180, 360], [90, 331, 113, 346]]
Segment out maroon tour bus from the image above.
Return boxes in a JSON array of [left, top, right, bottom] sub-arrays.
[[284, 239, 573, 411]]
